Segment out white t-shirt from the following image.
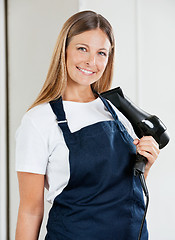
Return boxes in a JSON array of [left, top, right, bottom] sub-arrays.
[[15, 97, 137, 204]]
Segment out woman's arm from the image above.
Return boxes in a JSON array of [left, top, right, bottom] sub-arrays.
[[15, 172, 45, 240], [133, 136, 160, 179]]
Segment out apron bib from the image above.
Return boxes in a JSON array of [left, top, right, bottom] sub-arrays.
[[45, 93, 148, 240]]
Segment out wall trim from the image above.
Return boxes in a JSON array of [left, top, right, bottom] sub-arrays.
[[0, 0, 8, 238]]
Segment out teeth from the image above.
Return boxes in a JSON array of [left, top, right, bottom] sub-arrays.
[[77, 67, 93, 74]]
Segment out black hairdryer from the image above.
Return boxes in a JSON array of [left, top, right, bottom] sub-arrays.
[[101, 87, 170, 176]]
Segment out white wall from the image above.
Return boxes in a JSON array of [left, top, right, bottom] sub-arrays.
[[80, 0, 175, 239], [8, 1, 79, 239], [7, 0, 175, 239], [137, 1, 175, 239]]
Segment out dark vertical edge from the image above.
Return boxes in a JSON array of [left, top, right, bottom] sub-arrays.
[[5, 0, 10, 239]]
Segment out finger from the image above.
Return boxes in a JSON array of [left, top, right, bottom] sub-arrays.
[[138, 139, 160, 152], [137, 145, 159, 158], [133, 139, 140, 145], [138, 150, 155, 166], [137, 143, 160, 155], [140, 136, 155, 141], [140, 136, 159, 148]]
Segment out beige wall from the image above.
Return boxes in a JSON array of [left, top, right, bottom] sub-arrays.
[[5, 0, 175, 239], [8, 0, 79, 239], [0, 0, 7, 239]]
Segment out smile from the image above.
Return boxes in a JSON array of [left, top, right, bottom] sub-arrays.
[[76, 67, 95, 75]]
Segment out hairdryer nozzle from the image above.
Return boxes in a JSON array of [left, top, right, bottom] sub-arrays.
[[159, 130, 170, 149]]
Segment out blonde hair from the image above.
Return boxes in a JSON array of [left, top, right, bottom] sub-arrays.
[[28, 10, 115, 111]]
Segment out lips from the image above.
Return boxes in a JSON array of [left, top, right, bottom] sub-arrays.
[[76, 66, 95, 75]]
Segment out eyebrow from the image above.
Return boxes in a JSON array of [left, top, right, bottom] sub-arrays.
[[76, 43, 109, 51]]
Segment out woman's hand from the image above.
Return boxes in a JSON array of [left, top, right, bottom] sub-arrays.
[[133, 136, 160, 179]]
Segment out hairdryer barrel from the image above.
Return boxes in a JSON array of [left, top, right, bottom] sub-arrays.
[[101, 87, 170, 174]]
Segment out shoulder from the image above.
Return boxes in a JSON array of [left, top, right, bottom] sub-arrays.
[[22, 103, 57, 133], [26, 102, 56, 124], [16, 102, 61, 144]]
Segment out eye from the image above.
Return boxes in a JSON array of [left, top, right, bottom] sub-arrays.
[[98, 51, 107, 57], [77, 47, 87, 52]]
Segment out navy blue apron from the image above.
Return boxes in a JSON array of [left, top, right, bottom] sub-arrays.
[[45, 92, 148, 240]]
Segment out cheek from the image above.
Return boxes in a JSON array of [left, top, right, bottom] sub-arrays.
[[98, 58, 108, 72], [67, 49, 83, 65], [66, 49, 76, 67]]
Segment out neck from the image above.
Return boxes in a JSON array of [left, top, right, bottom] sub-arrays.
[[62, 84, 97, 103]]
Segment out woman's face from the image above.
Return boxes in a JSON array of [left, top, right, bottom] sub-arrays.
[[66, 28, 111, 87]]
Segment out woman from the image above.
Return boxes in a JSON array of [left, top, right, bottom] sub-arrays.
[[15, 10, 160, 240]]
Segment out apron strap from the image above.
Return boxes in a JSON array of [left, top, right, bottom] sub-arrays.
[[92, 88, 119, 121], [50, 97, 72, 135], [93, 89, 131, 135]]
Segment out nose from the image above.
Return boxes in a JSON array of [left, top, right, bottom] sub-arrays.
[[86, 53, 96, 66]]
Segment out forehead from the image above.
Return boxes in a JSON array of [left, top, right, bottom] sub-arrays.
[[69, 29, 111, 50]]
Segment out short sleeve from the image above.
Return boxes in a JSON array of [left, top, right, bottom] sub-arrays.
[[15, 114, 49, 174]]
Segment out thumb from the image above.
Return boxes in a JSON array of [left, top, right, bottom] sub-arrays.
[[133, 139, 139, 145]]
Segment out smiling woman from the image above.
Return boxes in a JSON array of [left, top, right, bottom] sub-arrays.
[[15, 10, 159, 240]]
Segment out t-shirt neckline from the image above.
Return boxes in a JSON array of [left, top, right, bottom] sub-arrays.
[[63, 97, 100, 104]]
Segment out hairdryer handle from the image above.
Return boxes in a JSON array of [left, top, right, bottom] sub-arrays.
[[134, 154, 148, 176]]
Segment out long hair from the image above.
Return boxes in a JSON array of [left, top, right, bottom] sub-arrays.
[[28, 10, 115, 111]]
